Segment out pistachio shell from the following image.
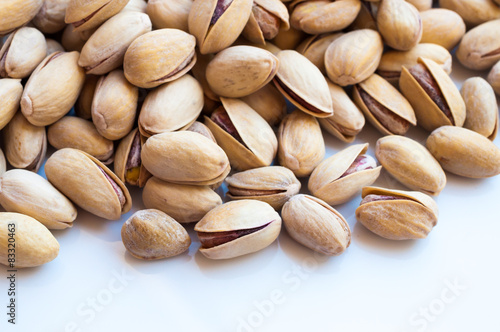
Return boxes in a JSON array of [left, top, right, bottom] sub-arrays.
[[242, 0, 290, 44], [0, 0, 44, 35], [375, 135, 446, 195], [114, 128, 151, 187], [60, 24, 87, 52], [487, 60, 500, 96], [439, 0, 500, 27], [186, 121, 216, 142], [309, 143, 382, 205], [240, 83, 287, 126], [274, 50, 333, 117], [0, 170, 77, 229], [420, 9, 466, 50], [0, 213, 59, 268], [191, 50, 219, 102], [271, 25, 306, 50], [75, 74, 99, 120], [45, 39, 65, 55], [296, 33, 343, 75], [65, 0, 129, 32], [377, 0, 422, 51], [143, 177, 222, 223], [45, 148, 132, 220], [121, 0, 147, 13], [456, 19, 500, 71], [0, 78, 22, 130], [355, 186, 438, 240], [21, 51, 86, 126], [147, 0, 192, 31], [406, 0, 432, 11], [0, 150, 6, 176], [32, 0, 70, 34], [195, 200, 281, 259], [426, 126, 500, 178], [349, 1, 378, 31]]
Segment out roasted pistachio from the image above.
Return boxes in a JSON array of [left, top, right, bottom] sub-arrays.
[[0, 78, 23, 130], [456, 19, 500, 71], [271, 24, 306, 50], [439, 0, 500, 27], [114, 128, 151, 187], [296, 33, 343, 75], [243, 0, 290, 44], [147, 0, 192, 31], [420, 9, 466, 51], [32, 0, 70, 34], [65, 0, 129, 32], [121, 0, 147, 13], [377, 0, 422, 51], [0, 0, 44, 35], [75, 75, 99, 120], [488, 60, 500, 95], [0, 150, 6, 176], [406, 0, 432, 11], [240, 83, 287, 126], [186, 121, 217, 142], [45, 39, 65, 55]]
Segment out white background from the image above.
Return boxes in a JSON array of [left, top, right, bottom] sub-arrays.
[[1, 60, 499, 332]]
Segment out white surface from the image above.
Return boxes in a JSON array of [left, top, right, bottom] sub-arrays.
[[1, 59, 500, 332]]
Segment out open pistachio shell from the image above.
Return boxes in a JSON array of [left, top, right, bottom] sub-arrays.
[[45, 148, 132, 220], [399, 57, 465, 132], [195, 200, 281, 259], [147, 0, 192, 31], [65, 0, 129, 32], [296, 33, 343, 75], [456, 19, 500, 71], [273, 50, 333, 117], [309, 143, 382, 205], [420, 9, 466, 51], [240, 83, 287, 126], [0, 0, 44, 35], [355, 186, 438, 240], [0, 78, 23, 130], [114, 128, 151, 187], [242, 0, 290, 44]]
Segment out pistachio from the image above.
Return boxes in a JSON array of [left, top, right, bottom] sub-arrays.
[[406, 0, 432, 11], [0, 78, 23, 130], [376, 135, 446, 195], [186, 121, 217, 142], [121, 209, 191, 260], [191, 50, 219, 103], [420, 9, 466, 51], [3, 112, 46, 172], [0, 170, 77, 229], [296, 33, 343, 75], [243, 0, 290, 44], [240, 83, 287, 126], [92, 69, 138, 140], [75, 75, 99, 120], [45, 148, 132, 220], [399, 57, 465, 132], [309, 143, 382, 205], [21, 51, 86, 126], [456, 19, 500, 71], [0, 150, 6, 176], [195, 200, 281, 259], [32, 0, 70, 34], [188, 0, 253, 54], [349, 1, 378, 31], [0, 0, 44, 35], [356, 186, 438, 240], [377, 0, 422, 51], [65, 0, 129, 32], [121, 0, 147, 13], [282, 194, 351, 255], [114, 128, 151, 187], [60, 24, 87, 52], [271, 25, 306, 50], [325, 29, 384, 86], [45, 39, 65, 55], [226, 166, 301, 210], [143, 177, 222, 223], [426, 126, 500, 178], [48, 116, 114, 164], [0, 213, 59, 268], [487, 60, 500, 95], [353, 73, 416, 136], [439, 0, 500, 27], [147, 0, 192, 31], [123, 29, 197, 89], [273, 50, 333, 117]]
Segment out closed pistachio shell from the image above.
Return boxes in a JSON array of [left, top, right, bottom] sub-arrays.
[[32, 0, 70, 34], [21, 51, 86, 126], [426, 126, 500, 178], [376, 135, 446, 195], [0, 78, 23, 130], [377, 0, 422, 51], [296, 33, 343, 75], [456, 19, 500, 71], [325, 29, 383, 86], [121, 0, 147, 13], [0, 213, 59, 268], [274, 50, 333, 117], [75, 74, 99, 120], [309, 143, 382, 205], [45, 39, 65, 55], [0, 170, 77, 229], [420, 9, 466, 51], [124, 29, 196, 89], [195, 200, 281, 259], [439, 0, 500, 27], [240, 83, 287, 126], [188, 0, 253, 54], [0, 0, 44, 35], [79, 11, 152, 75], [356, 186, 438, 240], [0, 27, 47, 79], [45, 148, 132, 220], [48, 116, 114, 163], [242, 0, 290, 44], [65, 0, 129, 32], [488, 60, 500, 96], [206, 46, 279, 98], [147, 0, 192, 31], [405, 0, 432, 11], [143, 177, 222, 223], [114, 128, 151, 187]]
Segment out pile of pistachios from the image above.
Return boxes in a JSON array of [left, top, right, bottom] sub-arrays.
[[1, 0, 500, 267]]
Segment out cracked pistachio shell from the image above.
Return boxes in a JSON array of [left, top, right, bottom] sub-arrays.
[[114, 128, 151, 187], [143, 177, 222, 223], [240, 83, 287, 126], [0, 0, 44, 35], [226, 166, 301, 210], [0, 213, 59, 268], [21, 52, 86, 126], [92, 69, 138, 140], [124, 29, 196, 89], [188, 0, 253, 54], [45, 148, 132, 220], [195, 200, 281, 259], [0, 27, 47, 79], [376, 135, 446, 195], [0, 78, 22, 130], [291, 0, 361, 34], [0, 150, 5, 176], [121, 209, 191, 260], [426, 126, 500, 178], [353, 73, 416, 136], [325, 29, 383, 86], [141, 131, 231, 186], [147, 0, 192, 31], [274, 50, 333, 117], [309, 143, 382, 205], [377, 43, 452, 82], [488, 60, 500, 96], [318, 79, 365, 143], [242, 0, 290, 44], [32, 0, 71, 34], [206, 46, 279, 98], [355, 186, 438, 240], [296, 33, 343, 75], [45, 39, 65, 55], [75, 74, 99, 120], [456, 19, 500, 71], [205, 98, 278, 171], [400, 57, 465, 132], [3, 112, 46, 172], [48, 116, 114, 164], [377, 0, 422, 51], [79, 11, 152, 75], [0, 170, 77, 229], [406, 0, 432, 11], [461, 77, 498, 140], [439, 0, 500, 27], [278, 109, 325, 177], [420, 9, 466, 51], [282, 194, 351, 256], [65, 0, 129, 32], [139, 74, 203, 137]]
